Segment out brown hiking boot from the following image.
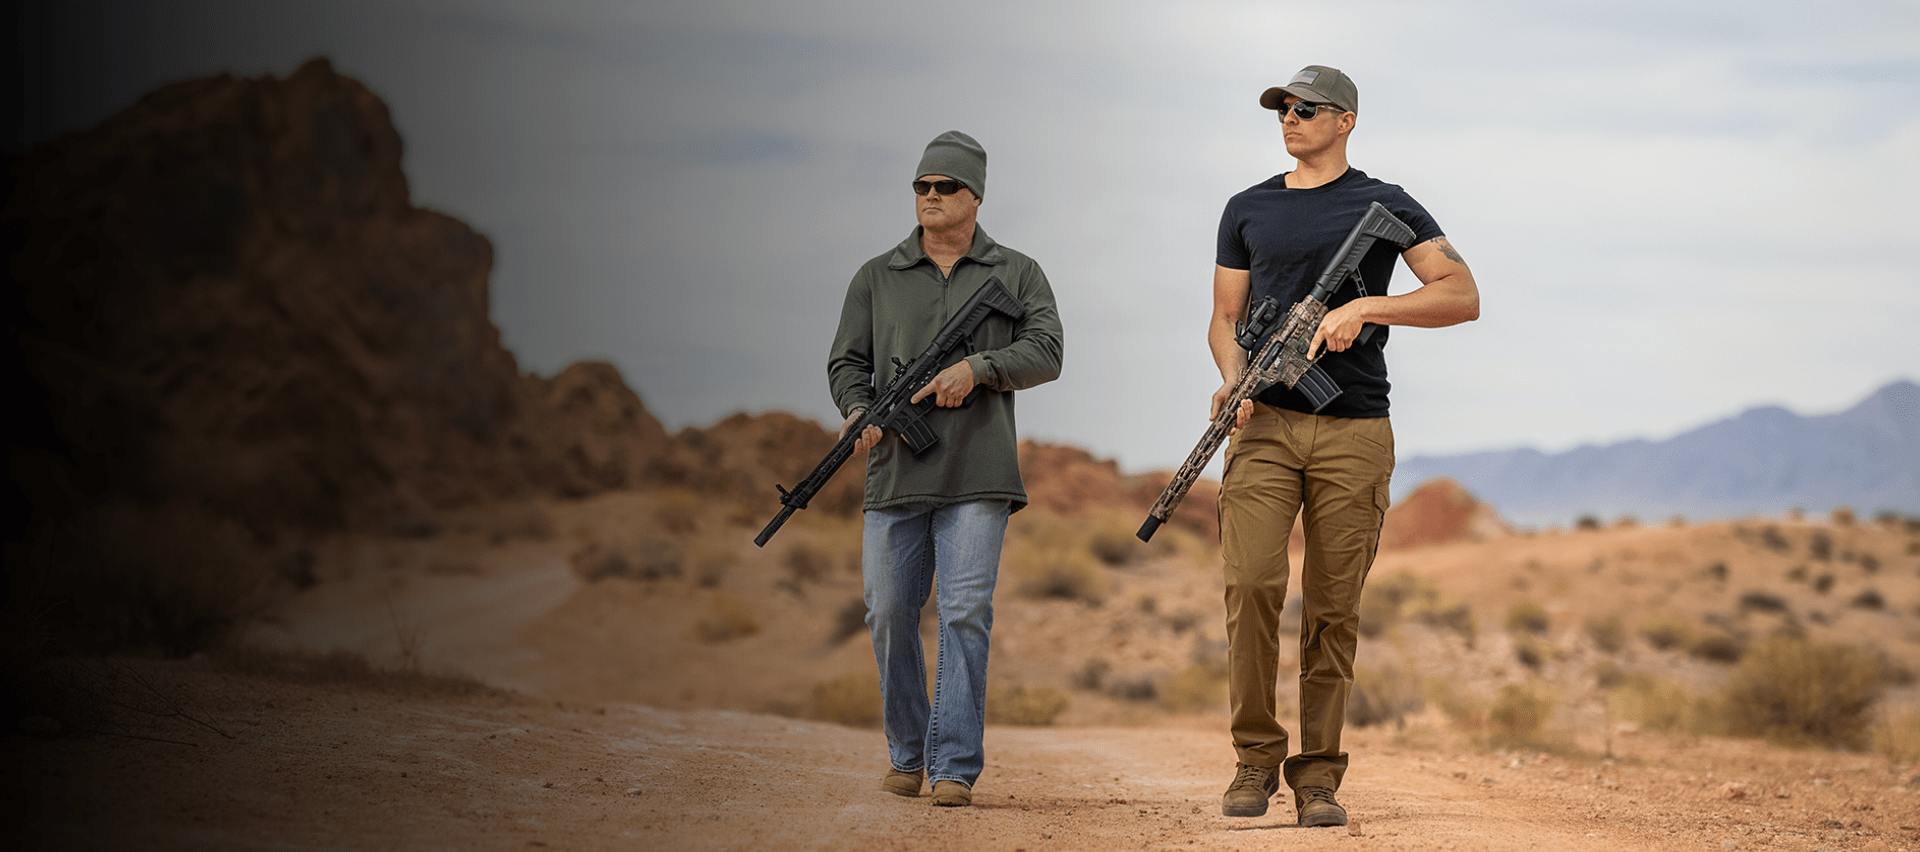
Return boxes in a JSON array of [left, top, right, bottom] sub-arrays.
[[1295, 785, 1348, 827], [880, 767, 923, 797], [1221, 763, 1280, 817], [930, 779, 972, 807]]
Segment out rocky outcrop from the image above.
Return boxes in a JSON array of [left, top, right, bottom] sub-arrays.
[[3, 58, 675, 541]]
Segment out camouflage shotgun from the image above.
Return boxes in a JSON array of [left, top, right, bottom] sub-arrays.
[[1136, 202, 1416, 543], [755, 275, 1027, 547]]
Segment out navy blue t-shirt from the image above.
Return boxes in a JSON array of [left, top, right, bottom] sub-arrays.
[[1216, 168, 1443, 418]]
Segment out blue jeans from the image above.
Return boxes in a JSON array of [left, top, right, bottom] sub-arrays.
[[862, 499, 1010, 787]]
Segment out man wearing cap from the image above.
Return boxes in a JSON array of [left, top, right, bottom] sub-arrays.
[[1209, 66, 1480, 826], [828, 130, 1064, 808]]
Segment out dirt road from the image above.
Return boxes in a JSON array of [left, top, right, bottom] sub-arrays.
[[12, 658, 1912, 851]]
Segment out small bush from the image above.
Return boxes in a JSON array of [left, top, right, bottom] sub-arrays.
[[1850, 589, 1885, 610], [1011, 545, 1106, 604], [1636, 613, 1694, 651], [1584, 614, 1626, 654], [1874, 711, 1920, 764], [654, 489, 703, 535], [1349, 662, 1424, 728], [1738, 591, 1789, 614], [1514, 635, 1553, 670], [693, 592, 760, 643], [1488, 682, 1555, 747], [1688, 631, 1745, 664], [1505, 600, 1550, 636], [809, 671, 882, 727], [569, 539, 682, 582], [1157, 664, 1228, 713], [1608, 672, 1699, 733], [1717, 635, 1884, 749], [829, 597, 868, 645], [987, 685, 1072, 725], [1809, 530, 1833, 561], [1830, 507, 1856, 527], [1360, 572, 1441, 638], [49, 499, 263, 656]]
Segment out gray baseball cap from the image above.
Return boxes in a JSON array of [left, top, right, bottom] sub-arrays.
[[1259, 65, 1358, 113]]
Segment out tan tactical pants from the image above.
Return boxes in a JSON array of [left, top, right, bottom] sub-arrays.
[[1218, 403, 1393, 793]]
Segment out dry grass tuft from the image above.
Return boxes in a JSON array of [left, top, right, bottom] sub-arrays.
[[1714, 635, 1884, 749], [808, 671, 882, 728], [1488, 681, 1556, 747], [987, 685, 1072, 725], [693, 592, 760, 643], [1157, 664, 1228, 713]]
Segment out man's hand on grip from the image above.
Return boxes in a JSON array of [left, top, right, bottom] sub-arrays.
[[840, 409, 884, 453], [911, 360, 977, 408]]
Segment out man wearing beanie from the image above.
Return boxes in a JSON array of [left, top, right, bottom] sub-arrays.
[[1207, 66, 1479, 826], [827, 130, 1063, 807]]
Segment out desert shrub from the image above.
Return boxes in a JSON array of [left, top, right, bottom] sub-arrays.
[[1592, 659, 1627, 689], [46, 499, 263, 656], [1850, 589, 1885, 610], [1514, 635, 1553, 670], [1488, 682, 1554, 747], [1158, 664, 1228, 713], [1716, 635, 1884, 749], [1758, 525, 1791, 553], [1738, 591, 1789, 613], [1812, 574, 1835, 594], [569, 539, 682, 582], [1809, 530, 1833, 561], [1348, 662, 1424, 728], [1011, 544, 1106, 604], [1688, 631, 1745, 664], [829, 597, 869, 645], [1359, 572, 1435, 638], [1505, 600, 1550, 636], [654, 489, 703, 535], [1874, 711, 1920, 764], [1584, 614, 1626, 654], [809, 671, 882, 727], [785, 541, 833, 585], [1607, 672, 1700, 733], [1636, 613, 1694, 651], [1070, 658, 1111, 691], [1830, 507, 1856, 527], [987, 685, 1072, 725], [1415, 602, 1477, 645], [1575, 515, 1602, 531], [693, 592, 760, 643], [1086, 510, 1149, 567], [1107, 675, 1158, 702], [1702, 561, 1728, 582]]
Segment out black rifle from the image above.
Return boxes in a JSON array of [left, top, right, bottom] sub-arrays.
[[755, 276, 1027, 547], [1136, 202, 1416, 542]]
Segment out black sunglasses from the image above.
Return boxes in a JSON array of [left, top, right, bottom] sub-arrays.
[[912, 179, 967, 196], [1280, 101, 1342, 121]]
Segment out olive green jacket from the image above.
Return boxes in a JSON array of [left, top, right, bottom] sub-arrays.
[[828, 225, 1064, 511]]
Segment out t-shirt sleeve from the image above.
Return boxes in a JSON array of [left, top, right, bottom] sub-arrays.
[[1390, 194, 1445, 249], [1215, 197, 1251, 270]]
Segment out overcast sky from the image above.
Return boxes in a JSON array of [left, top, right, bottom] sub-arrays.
[[12, 0, 1918, 474]]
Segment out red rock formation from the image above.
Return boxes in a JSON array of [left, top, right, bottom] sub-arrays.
[[4, 58, 661, 537], [1379, 477, 1512, 550]]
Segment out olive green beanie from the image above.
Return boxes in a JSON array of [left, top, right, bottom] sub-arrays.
[[915, 130, 987, 199]]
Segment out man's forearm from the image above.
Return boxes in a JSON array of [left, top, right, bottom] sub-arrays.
[[1348, 272, 1480, 329]]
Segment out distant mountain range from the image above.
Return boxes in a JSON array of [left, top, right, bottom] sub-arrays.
[[1392, 379, 1919, 527]]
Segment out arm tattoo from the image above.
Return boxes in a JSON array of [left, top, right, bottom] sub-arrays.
[[1429, 237, 1465, 265]]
